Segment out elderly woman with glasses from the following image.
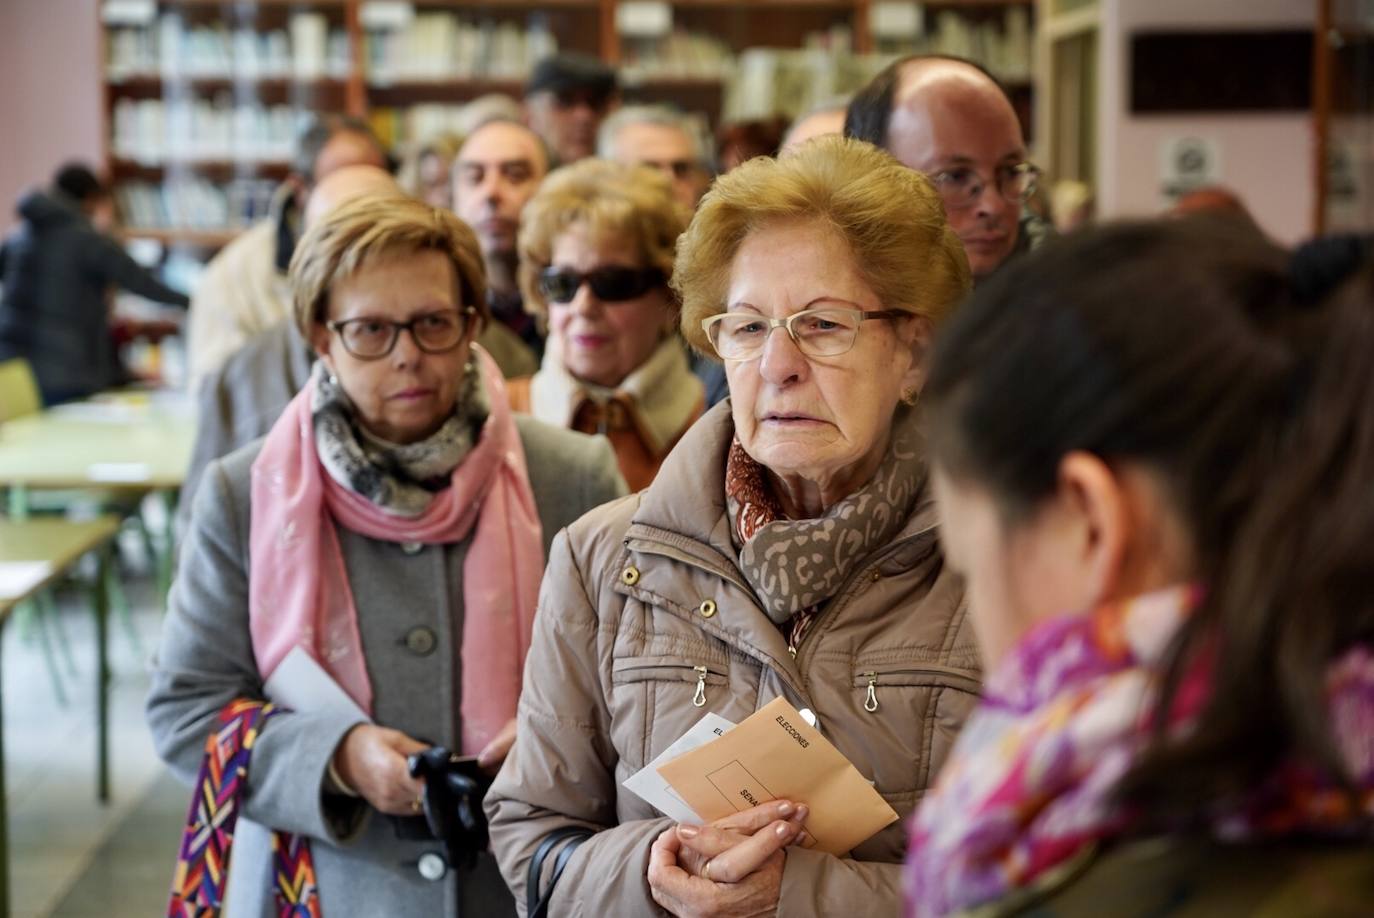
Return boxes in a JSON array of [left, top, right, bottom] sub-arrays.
[[148, 192, 624, 917], [487, 136, 977, 917], [505, 158, 704, 491]]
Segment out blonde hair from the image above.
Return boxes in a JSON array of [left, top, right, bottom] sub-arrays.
[[673, 135, 971, 355], [517, 158, 689, 321], [289, 191, 488, 337]]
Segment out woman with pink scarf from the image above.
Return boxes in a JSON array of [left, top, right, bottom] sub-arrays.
[[908, 219, 1374, 916], [148, 192, 623, 917]]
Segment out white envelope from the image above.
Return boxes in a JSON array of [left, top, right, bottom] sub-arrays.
[[623, 712, 736, 823]]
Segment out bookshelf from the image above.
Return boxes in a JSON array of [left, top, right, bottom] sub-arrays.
[[100, 0, 1037, 250]]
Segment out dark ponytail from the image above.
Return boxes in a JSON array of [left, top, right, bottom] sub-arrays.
[[925, 217, 1374, 820]]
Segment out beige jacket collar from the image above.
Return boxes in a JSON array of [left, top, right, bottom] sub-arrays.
[[528, 337, 703, 454]]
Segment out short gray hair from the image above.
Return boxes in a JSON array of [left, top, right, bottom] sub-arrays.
[[597, 104, 713, 172]]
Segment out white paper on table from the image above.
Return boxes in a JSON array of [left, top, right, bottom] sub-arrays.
[[623, 712, 736, 823], [85, 462, 152, 482], [263, 645, 370, 721], [0, 561, 52, 601]]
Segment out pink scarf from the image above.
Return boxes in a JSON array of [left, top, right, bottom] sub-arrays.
[[247, 347, 543, 755]]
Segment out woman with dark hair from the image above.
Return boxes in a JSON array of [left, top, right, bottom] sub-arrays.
[[906, 217, 1374, 916]]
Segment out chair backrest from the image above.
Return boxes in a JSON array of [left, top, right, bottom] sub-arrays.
[[0, 358, 42, 422]]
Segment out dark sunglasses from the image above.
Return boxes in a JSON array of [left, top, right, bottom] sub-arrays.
[[537, 266, 666, 304]]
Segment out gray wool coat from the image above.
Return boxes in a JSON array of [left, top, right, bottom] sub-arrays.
[[147, 416, 626, 918]]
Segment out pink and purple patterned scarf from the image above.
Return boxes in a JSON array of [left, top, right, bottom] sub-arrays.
[[905, 585, 1374, 918]]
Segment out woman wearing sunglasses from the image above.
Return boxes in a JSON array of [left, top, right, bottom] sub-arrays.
[[487, 137, 976, 917], [148, 192, 624, 917], [907, 220, 1374, 916], [507, 158, 703, 490]]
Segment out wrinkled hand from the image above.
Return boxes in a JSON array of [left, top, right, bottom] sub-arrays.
[[675, 801, 812, 880], [477, 718, 517, 775], [648, 825, 791, 918], [332, 724, 427, 816]]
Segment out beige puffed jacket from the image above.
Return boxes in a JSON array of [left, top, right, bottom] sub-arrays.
[[486, 402, 982, 916]]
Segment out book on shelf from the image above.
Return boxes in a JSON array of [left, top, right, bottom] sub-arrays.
[[106, 11, 350, 82], [113, 98, 313, 165], [365, 11, 556, 84]]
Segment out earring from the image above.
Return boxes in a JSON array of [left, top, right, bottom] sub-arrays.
[[901, 386, 919, 407], [328, 372, 339, 387]]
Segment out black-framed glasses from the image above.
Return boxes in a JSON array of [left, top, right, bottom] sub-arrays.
[[538, 266, 666, 305], [702, 307, 906, 361], [932, 162, 1042, 210], [325, 307, 474, 360]]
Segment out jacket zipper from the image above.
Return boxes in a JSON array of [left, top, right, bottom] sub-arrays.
[[793, 526, 938, 677], [859, 667, 982, 713], [625, 523, 938, 700], [615, 661, 722, 708]]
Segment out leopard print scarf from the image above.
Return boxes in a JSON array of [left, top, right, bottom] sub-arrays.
[[725, 406, 924, 647]]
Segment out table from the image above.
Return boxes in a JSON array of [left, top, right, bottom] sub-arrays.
[[0, 517, 120, 918], [0, 388, 195, 599]]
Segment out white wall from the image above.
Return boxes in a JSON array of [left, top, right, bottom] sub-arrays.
[[0, 0, 104, 234], [1098, 0, 1315, 245]]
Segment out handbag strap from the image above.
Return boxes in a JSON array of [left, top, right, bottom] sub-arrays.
[[526, 826, 595, 918], [167, 698, 322, 918]]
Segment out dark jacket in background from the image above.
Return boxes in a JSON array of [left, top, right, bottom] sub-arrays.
[[0, 190, 189, 404]]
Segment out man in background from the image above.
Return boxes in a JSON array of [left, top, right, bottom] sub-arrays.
[[186, 115, 387, 384], [780, 101, 848, 153], [452, 118, 551, 373], [846, 55, 1049, 281], [524, 53, 618, 166], [0, 163, 189, 404], [179, 164, 396, 526], [597, 105, 713, 209]]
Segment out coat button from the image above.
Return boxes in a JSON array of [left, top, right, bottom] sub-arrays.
[[405, 626, 437, 656], [621, 565, 640, 586], [698, 599, 717, 618], [401, 541, 423, 555], [417, 851, 447, 881]]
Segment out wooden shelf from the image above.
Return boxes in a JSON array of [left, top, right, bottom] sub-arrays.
[[110, 158, 292, 177], [107, 75, 349, 91]]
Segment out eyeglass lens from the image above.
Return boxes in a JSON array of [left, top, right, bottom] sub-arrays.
[[335, 312, 466, 358], [538, 266, 664, 304]]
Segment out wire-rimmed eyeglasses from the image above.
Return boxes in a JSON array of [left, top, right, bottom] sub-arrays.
[[932, 162, 1042, 210], [701, 307, 905, 361]]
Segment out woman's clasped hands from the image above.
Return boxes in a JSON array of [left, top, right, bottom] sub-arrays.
[[648, 800, 811, 918]]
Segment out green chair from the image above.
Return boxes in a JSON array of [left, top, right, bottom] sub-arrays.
[[0, 359, 147, 702]]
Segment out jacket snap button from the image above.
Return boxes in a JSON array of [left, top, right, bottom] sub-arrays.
[[405, 626, 437, 656], [417, 851, 447, 881], [401, 541, 424, 555], [698, 599, 717, 618], [621, 566, 640, 586]]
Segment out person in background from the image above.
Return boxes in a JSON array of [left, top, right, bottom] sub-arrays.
[[524, 53, 618, 166], [779, 101, 849, 153], [186, 115, 388, 385], [399, 132, 464, 209], [597, 105, 713, 209], [457, 93, 524, 137], [846, 54, 1049, 281], [178, 164, 398, 528], [907, 219, 1374, 917], [149, 192, 625, 917], [1051, 178, 1094, 234], [715, 115, 789, 172], [0, 162, 189, 405], [508, 159, 701, 491], [487, 137, 977, 917], [452, 118, 552, 374]]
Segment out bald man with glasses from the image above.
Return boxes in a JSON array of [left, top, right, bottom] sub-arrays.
[[846, 55, 1050, 282]]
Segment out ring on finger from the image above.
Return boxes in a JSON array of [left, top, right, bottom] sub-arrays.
[[411, 796, 423, 814], [702, 858, 713, 882]]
